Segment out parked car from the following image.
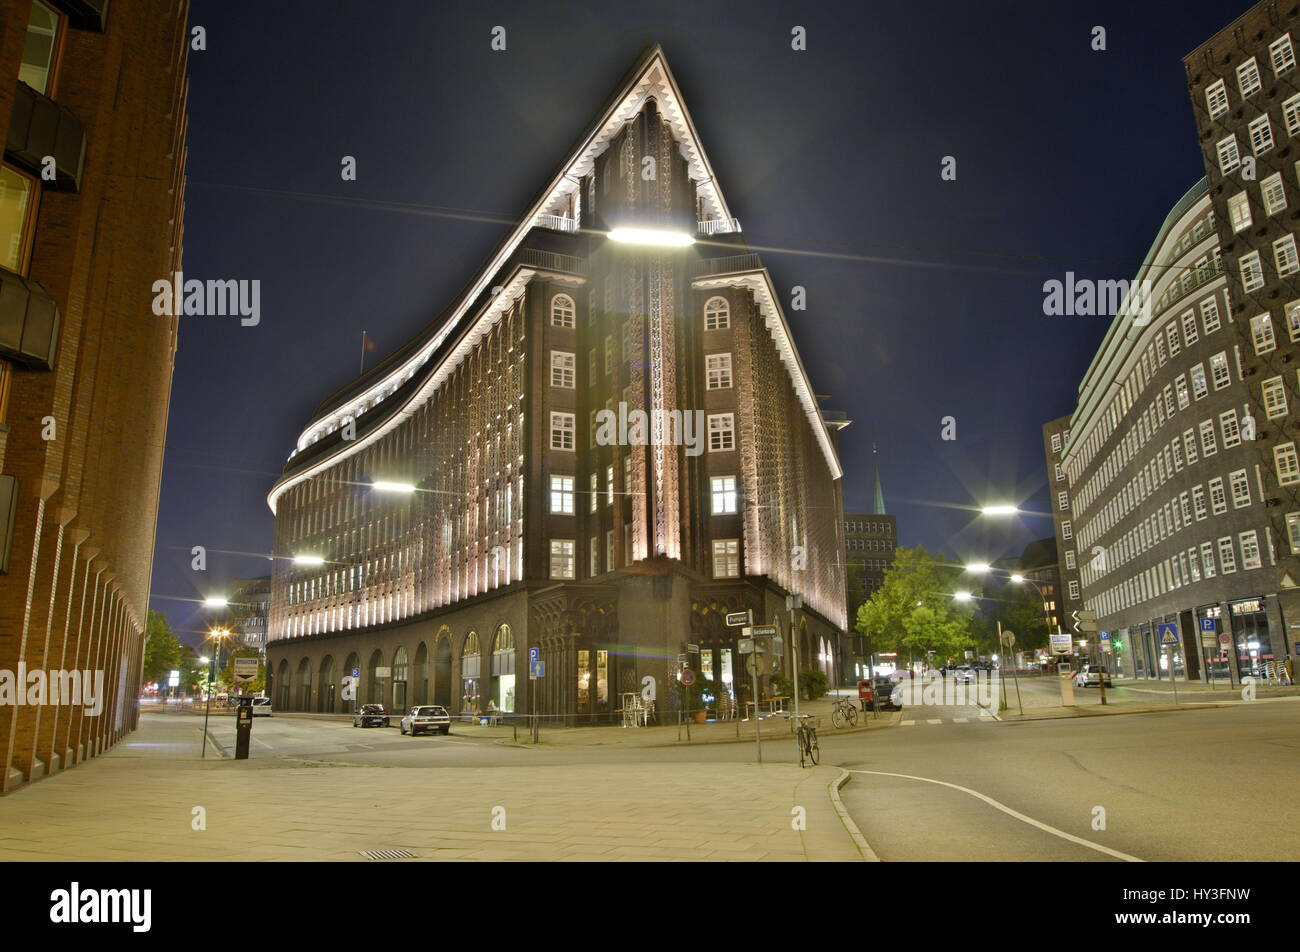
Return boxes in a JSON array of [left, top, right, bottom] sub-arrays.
[[249, 697, 272, 717], [952, 665, 976, 684], [352, 704, 390, 728], [401, 705, 452, 736], [1074, 665, 1113, 688], [872, 676, 904, 710]]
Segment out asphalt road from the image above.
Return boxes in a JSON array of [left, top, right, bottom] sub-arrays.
[[204, 695, 1300, 861]]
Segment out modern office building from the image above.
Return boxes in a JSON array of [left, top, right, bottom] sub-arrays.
[[1017, 537, 1065, 636], [231, 576, 270, 652], [1185, 0, 1300, 675], [0, 1, 190, 792], [1045, 180, 1278, 682], [265, 45, 849, 721], [1041, 416, 1085, 631]]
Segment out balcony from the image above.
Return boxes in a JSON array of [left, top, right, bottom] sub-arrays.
[[516, 247, 585, 275], [692, 253, 762, 277], [5, 82, 86, 192], [536, 214, 577, 233], [0, 268, 60, 370], [697, 217, 741, 236]]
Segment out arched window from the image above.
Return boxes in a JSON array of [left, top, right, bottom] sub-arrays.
[[461, 631, 481, 712], [551, 294, 576, 328], [491, 624, 516, 712], [704, 296, 730, 331]]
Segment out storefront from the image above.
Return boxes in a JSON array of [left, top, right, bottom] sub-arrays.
[[1229, 597, 1275, 679], [1196, 604, 1232, 685]]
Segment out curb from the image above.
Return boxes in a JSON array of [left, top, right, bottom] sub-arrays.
[[828, 769, 880, 862], [1001, 702, 1233, 723]]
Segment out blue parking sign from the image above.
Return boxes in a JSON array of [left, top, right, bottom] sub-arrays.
[[1200, 617, 1215, 632]]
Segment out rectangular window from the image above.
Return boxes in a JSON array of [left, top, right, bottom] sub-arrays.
[[1272, 33, 1296, 75], [550, 412, 575, 451], [606, 529, 614, 572], [550, 351, 575, 388], [1251, 313, 1277, 353], [1229, 468, 1251, 508], [1218, 135, 1242, 174], [1209, 476, 1227, 514], [549, 539, 575, 579], [1163, 383, 1176, 417], [704, 297, 730, 330], [1210, 352, 1231, 390], [708, 413, 735, 452], [1277, 235, 1300, 277], [1264, 375, 1289, 418], [1068, 580, 1080, 600], [590, 536, 599, 576], [550, 475, 575, 514], [1062, 521, 1073, 540], [1275, 441, 1300, 485], [1201, 541, 1217, 578], [1288, 300, 1300, 341], [1238, 57, 1263, 97], [589, 472, 598, 512], [1156, 336, 1167, 365], [0, 164, 39, 274], [1166, 325, 1181, 358], [1058, 491, 1069, 511], [606, 464, 614, 506], [1287, 512, 1300, 553], [710, 475, 738, 514], [18, 1, 62, 96], [1065, 550, 1076, 570], [605, 335, 615, 375], [1250, 114, 1275, 154], [1175, 374, 1190, 409], [1180, 491, 1192, 524], [1241, 251, 1265, 292], [551, 295, 575, 327], [1191, 364, 1208, 399], [588, 348, 597, 385], [1206, 78, 1230, 118], [1220, 410, 1242, 448], [1241, 530, 1262, 570], [1286, 93, 1300, 137], [1181, 311, 1199, 348], [706, 353, 733, 389], [1228, 191, 1253, 232], [712, 539, 740, 578], [1201, 297, 1222, 334], [1263, 173, 1288, 215], [1200, 419, 1218, 457], [1218, 537, 1238, 574], [1051, 433, 1062, 453]]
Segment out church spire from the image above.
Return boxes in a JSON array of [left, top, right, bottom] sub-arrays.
[[872, 443, 885, 515]]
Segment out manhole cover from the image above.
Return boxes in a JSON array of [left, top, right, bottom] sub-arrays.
[[359, 848, 416, 861]]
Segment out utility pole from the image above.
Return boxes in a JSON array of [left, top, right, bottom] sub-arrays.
[[787, 594, 802, 716]]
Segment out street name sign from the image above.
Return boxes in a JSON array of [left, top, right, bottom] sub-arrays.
[[745, 625, 778, 638], [725, 610, 753, 628]]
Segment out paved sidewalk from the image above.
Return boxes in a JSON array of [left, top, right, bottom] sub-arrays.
[[0, 715, 867, 862]]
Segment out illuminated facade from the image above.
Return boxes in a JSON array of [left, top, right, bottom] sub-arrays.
[[266, 46, 848, 720]]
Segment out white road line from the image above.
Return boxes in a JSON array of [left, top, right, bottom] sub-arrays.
[[849, 769, 1144, 862], [926, 719, 942, 725], [901, 720, 916, 726], [951, 717, 968, 724]]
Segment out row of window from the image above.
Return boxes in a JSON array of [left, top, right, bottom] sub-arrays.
[[1064, 290, 1228, 492], [549, 410, 737, 453], [846, 537, 893, 552], [547, 536, 742, 579], [844, 520, 893, 534], [547, 293, 735, 331], [1090, 531, 1265, 620], [1204, 34, 1295, 122]]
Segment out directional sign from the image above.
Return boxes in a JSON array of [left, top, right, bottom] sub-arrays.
[[1050, 632, 1073, 655], [529, 647, 539, 663], [725, 610, 753, 628], [1200, 617, 1216, 632], [679, 668, 696, 686], [233, 657, 259, 684], [1073, 609, 1098, 634], [1158, 623, 1180, 648], [529, 660, 544, 679]]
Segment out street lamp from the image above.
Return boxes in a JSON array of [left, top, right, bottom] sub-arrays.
[[201, 627, 230, 759], [981, 505, 1019, 517], [607, 227, 695, 247]]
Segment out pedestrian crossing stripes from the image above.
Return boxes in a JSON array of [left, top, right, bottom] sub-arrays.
[[900, 715, 995, 727]]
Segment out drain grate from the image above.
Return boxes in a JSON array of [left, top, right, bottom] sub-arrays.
[[360, 848, 416, 861]]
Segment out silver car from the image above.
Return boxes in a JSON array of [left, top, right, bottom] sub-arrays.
[[400, 705, 451, 736], [952, 665, 976, 684]]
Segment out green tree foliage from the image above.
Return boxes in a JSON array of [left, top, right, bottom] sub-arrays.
[[142, 610, 182, 684], [854, 546, 979, 664]]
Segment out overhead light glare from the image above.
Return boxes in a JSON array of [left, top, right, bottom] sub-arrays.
[[607, 227, 695, 247]]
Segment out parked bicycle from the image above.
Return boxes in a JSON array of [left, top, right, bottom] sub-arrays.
[[794, 713, 819, 767], [830, 696, 858, 728]]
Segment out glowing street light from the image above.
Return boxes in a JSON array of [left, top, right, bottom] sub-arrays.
[[293, 554, 325, 566], [607, 227, 695, 247], [965, 563, 991, 574], [981, 505, 1019, 517], [371, 481, 416, 494], [954, 591, 973, 602], [202, 596, 228, 608]]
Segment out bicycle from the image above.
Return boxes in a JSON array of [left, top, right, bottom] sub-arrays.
[[794, 714, 819, 767], [830, 696, 858, 728]]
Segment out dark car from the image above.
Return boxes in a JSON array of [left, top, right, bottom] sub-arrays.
[[861, 676, 904, 711], [352, 704, 390, 728]]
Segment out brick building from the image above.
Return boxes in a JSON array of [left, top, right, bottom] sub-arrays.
[[265, 45, 849, 721], [0, 0, 189, 792]]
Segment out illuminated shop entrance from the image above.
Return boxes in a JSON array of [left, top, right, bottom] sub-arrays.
[[1230, 598, 1274, 678], [577, 647, 609, 720], [491, 624, 515, 712]]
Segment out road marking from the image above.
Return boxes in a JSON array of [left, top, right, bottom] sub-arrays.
[[951, 717, 968, 724], [926, 719, 942, 725], [849, 769, 1143, 862], [901, 720, 915, 726]]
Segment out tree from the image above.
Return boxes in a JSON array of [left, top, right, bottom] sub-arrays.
[[142, 610, 182, 684], [855, 545, 980, 666]]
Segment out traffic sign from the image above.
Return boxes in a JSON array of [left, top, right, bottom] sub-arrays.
[[679, 668, 695, 686], [737, 638, 754, 655], [529, 660, 544, 679], [746, 625, 778, 638], [233, 658, 259, 684], [1000, 630, 1016, 648], [1073, 610, 1098, 634], [1200, 617, 1216, 632], [725, 610, 753, 628], [352, 668, 360, 679], [1099, 631, 1111, 654], [1219, 633, 1231, 648], [1050, 632, 1072, 655], [1158, 623, 1180, 647], [529, 647, 539, 663]]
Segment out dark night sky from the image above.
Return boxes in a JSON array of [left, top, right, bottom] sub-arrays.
[[151, 0, 1242, 644]]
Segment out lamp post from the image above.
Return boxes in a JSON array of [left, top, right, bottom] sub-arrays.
[[787, 593, 802, 717], [201, 627, 229, 759]]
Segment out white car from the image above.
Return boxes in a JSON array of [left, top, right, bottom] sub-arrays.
[[401, 705, 451, 736], [952, 665, 976, 684], [250, 697, 272, 716], [1074, 665, 1113, 688]]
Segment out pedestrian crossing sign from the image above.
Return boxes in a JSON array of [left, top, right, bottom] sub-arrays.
[[1158, 623, 1179, 647]]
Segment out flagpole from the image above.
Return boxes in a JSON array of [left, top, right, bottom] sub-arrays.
[[360, 330, 366, 374]]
